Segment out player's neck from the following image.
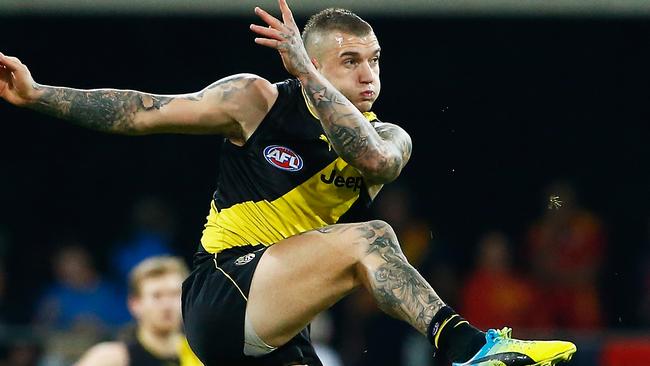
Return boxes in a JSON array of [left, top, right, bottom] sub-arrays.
[[137, 326, 181, 359]]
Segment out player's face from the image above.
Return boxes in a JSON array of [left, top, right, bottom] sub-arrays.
[[129, 273, 184, 334], [316, 31, 381, 112]]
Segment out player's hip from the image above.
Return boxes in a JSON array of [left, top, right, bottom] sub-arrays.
[[181, 244, 322, 366]]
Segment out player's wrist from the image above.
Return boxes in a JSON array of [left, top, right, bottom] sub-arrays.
[[28, 83, 45, 103], [296, 66, 320, 85], [18, 82, 44, 107]]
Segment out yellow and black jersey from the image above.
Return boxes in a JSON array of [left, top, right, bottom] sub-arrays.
[[200, 78, 378, 254]]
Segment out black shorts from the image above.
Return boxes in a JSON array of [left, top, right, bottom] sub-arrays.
[[181, 244, 323, 366]]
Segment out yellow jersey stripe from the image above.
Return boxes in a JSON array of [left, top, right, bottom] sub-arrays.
[[201, 157, 362, 253]]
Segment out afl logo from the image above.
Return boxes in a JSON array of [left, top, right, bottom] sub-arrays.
[[263, 145, 303, 171]]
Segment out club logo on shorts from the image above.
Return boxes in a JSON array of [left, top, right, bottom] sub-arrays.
[[234, 253, 256, 266], [263, 145, 303, 171]]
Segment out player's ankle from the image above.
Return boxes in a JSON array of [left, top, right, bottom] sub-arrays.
[[427, 306, 485, 363]]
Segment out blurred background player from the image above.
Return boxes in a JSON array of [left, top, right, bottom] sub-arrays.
[[74, 256, 202, 366]]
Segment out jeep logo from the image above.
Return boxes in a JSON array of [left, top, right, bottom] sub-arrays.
[[320, 170, 363, 192]]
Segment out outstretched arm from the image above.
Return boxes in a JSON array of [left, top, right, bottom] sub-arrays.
[[250, 0, 411, 185], [0, 52, 277, 138]]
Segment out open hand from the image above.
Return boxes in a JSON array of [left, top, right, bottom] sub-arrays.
[[250, 0, 315, 78]]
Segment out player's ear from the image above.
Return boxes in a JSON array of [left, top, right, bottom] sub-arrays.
[[127, 295, 142, 319]]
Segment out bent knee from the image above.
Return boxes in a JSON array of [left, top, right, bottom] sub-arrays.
[[314, 221, 401, 263], [365, 220, 396, 236], [353, 220, 401, 255]]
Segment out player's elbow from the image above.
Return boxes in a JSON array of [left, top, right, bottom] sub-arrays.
[[361, 151, 404, 184], [365, 131, 412, 183], [126, 114, 168, 135]]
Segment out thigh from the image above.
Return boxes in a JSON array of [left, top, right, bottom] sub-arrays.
[[247, 222, 368, 347]]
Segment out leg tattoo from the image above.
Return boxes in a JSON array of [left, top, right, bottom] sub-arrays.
[[361, 221, 445, 334]]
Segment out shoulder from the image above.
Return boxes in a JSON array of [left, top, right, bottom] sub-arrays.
[[74, 342, 128, 366], [243, 73, 278, 94], [224, 73, 278, 100], [216, 73, 280, 117], [200, 73, 278, 107]]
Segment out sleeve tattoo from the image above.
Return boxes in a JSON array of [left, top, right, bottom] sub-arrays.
[[29, 85, 166, 133], [27, 75, 256, 134], [303, 81, 411, 182]]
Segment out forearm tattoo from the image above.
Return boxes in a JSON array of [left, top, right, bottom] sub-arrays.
[[372, 122, 412, 181], [304, 80, 411, 181], [305, 82, 373, 161], [27, 75, 255, 134], [28, 84, 167, 133], [374, 123, 412, 163], [359, 221, 444, 334]]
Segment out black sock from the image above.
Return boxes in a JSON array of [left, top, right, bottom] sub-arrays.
[[426, 306, 486, 363]]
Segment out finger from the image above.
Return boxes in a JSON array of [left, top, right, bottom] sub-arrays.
[[0, 53, 13, 69], [254, 7, 285, 30], [250, 24, 285, 41], [0, 54, 22, 64], [278, 0, 296, 26], [0, 53, 22, 72], [253, 37, 281, 50]]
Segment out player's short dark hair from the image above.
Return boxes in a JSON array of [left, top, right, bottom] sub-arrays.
[[302, 8, 373, 45]]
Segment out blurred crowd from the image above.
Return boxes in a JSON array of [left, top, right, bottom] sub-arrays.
[[0, 181, 648, 366]]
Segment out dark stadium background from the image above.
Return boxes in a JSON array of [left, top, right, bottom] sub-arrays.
[[0, 9, 648, 366]]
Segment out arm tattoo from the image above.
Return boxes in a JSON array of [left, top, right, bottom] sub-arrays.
[[374, 122, 412, 162], [305, 82, 373, 161], [330, 123, 369, 159], [27, 75, 256, 134], [303, 79, 411, 182], [195, 75, 257, 102], [277, 29, 312, 77], [372, 122, 413, 180], [28, 84, 177, 133], [357, 221, 444, 334]]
